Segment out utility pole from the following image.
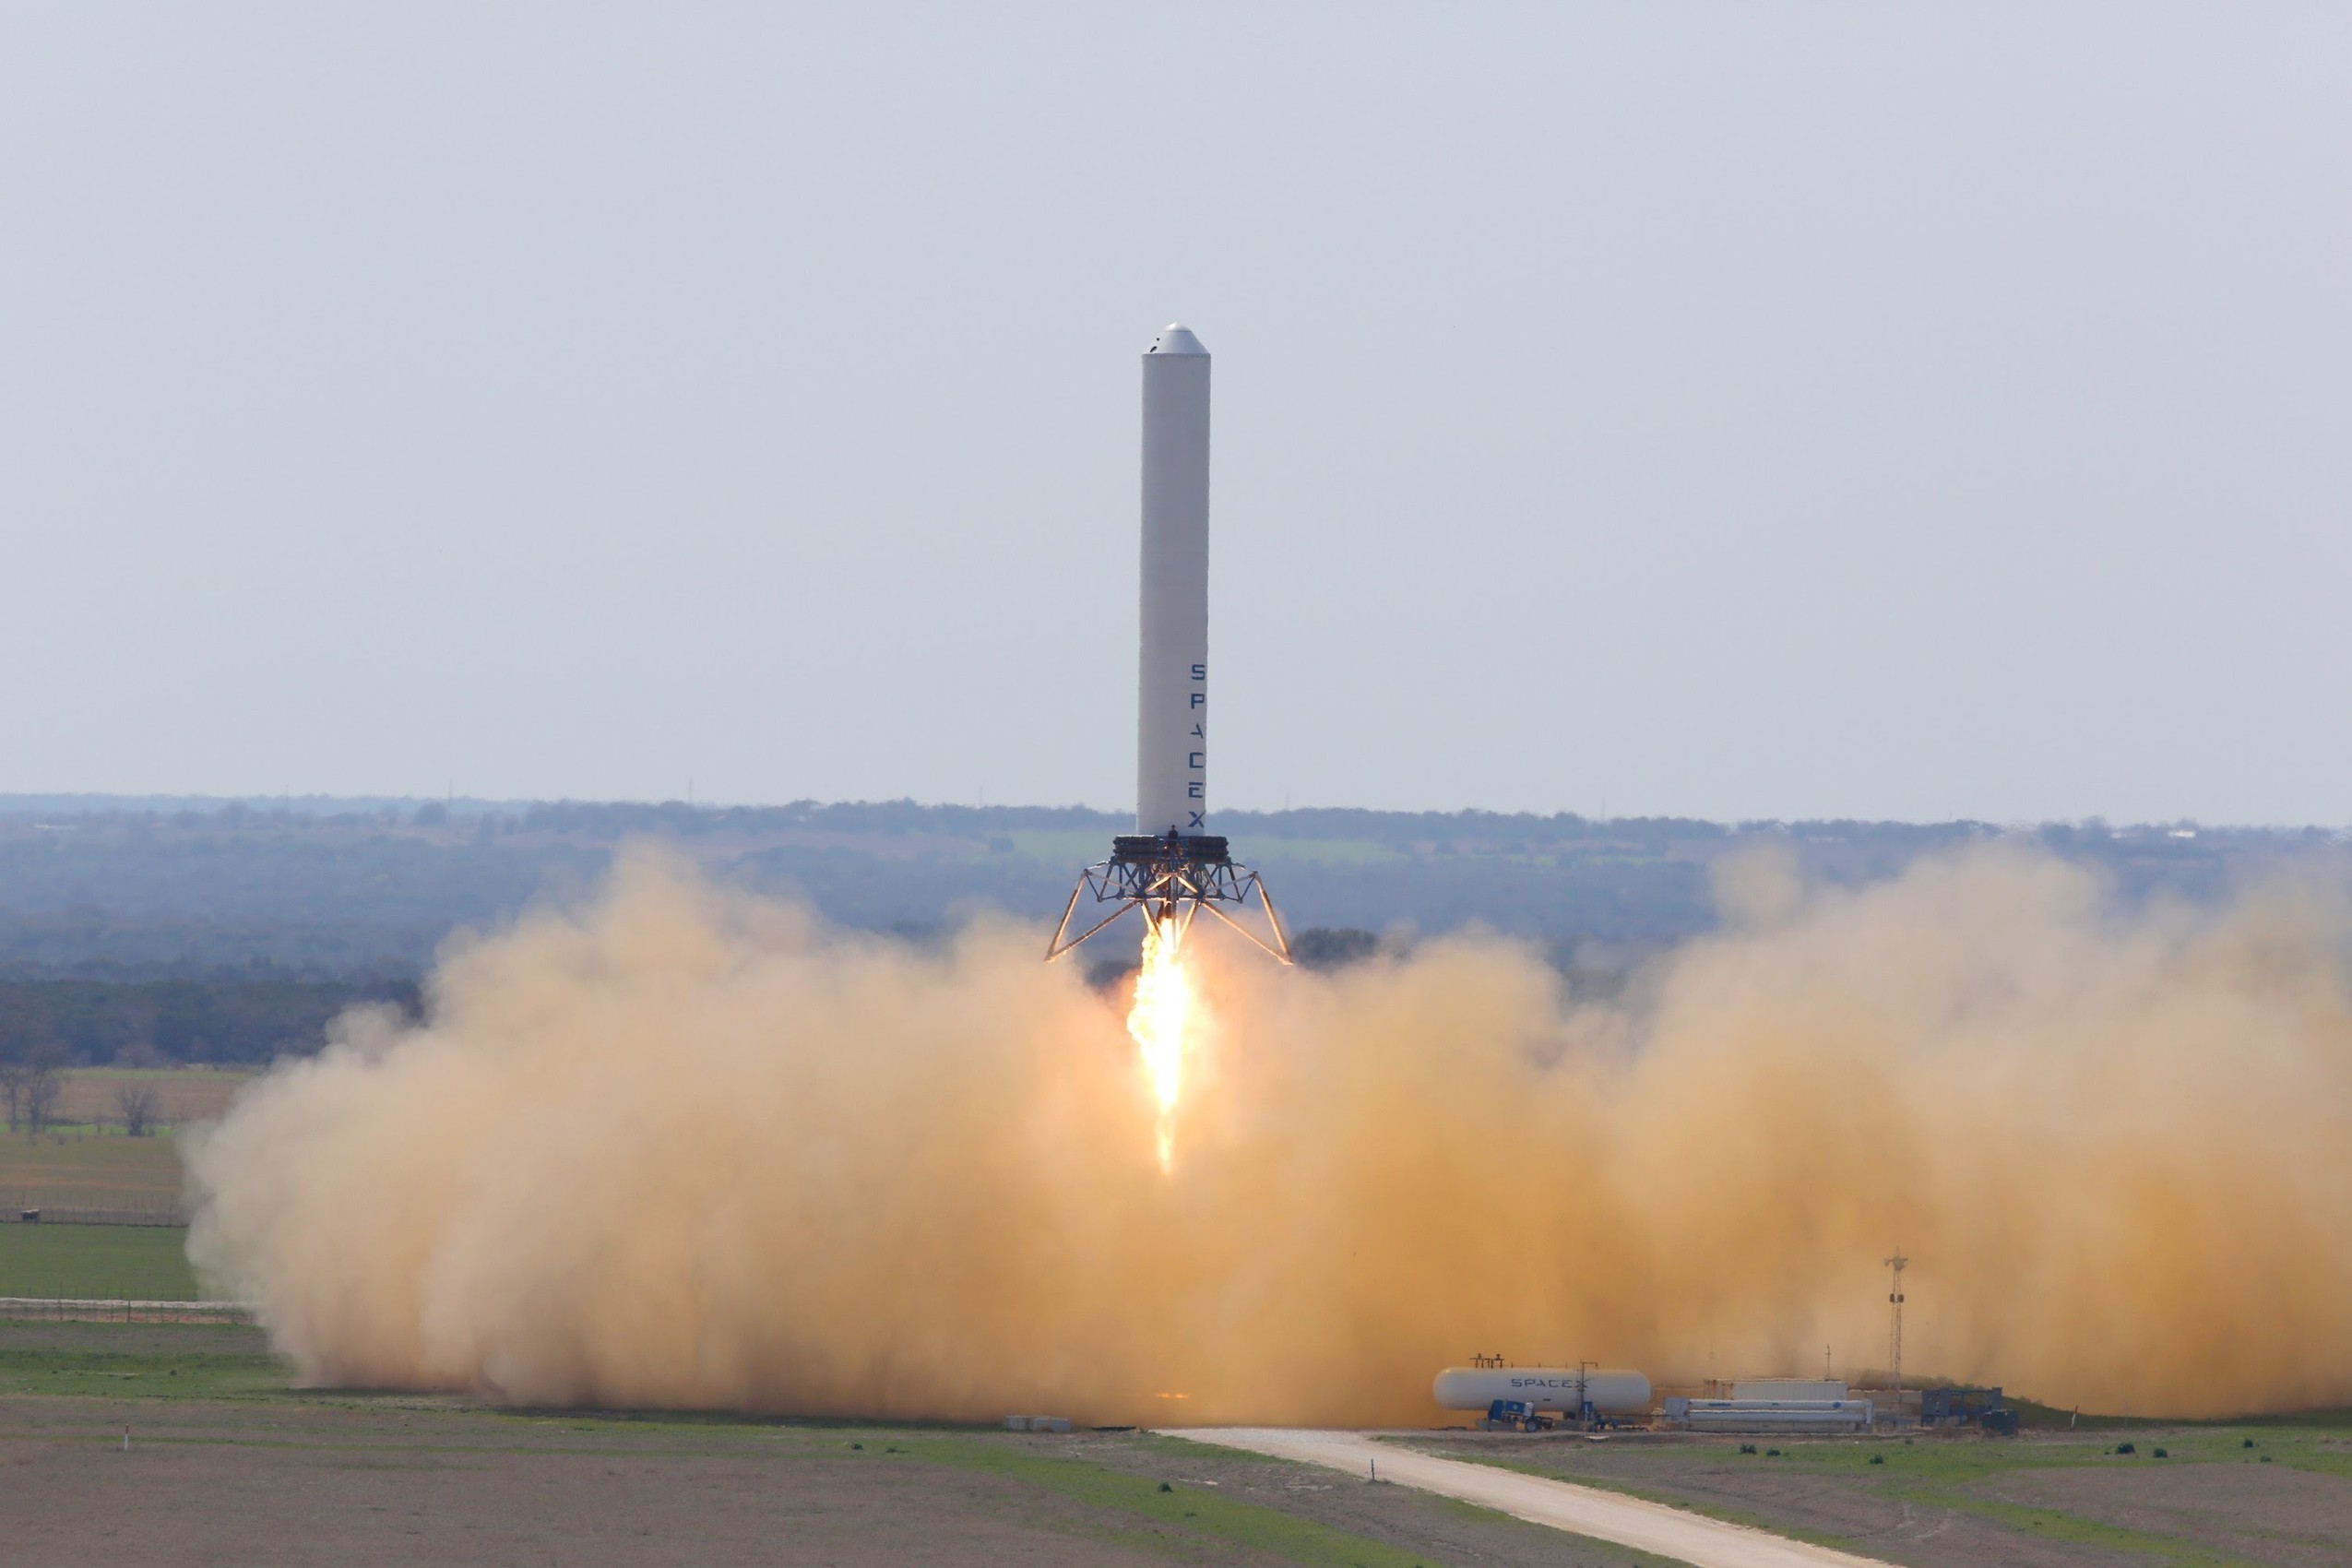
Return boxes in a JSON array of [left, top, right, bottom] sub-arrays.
[[1884, 1253, 1908, 1392]]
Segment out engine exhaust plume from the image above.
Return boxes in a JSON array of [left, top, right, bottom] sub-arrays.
[[1127, 917, 1198, 1172], [187, 844, 2352, 1423]]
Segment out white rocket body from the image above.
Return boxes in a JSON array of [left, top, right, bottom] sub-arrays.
[[1137, 324, 1210, 838], [1042, 324, 1291, 966]]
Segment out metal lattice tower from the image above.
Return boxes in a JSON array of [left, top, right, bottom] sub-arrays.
[[1884, 1253, 1908, 1391]]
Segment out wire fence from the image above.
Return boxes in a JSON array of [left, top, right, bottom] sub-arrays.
[[2, 1190, 188, 1227], [0, 1292, 254, 1324]]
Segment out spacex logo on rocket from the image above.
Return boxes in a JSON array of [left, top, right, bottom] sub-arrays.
[[1046, 327, 1292, 966]]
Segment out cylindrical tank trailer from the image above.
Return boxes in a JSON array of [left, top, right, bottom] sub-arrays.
[[1431, 1367, 1653, 1417]]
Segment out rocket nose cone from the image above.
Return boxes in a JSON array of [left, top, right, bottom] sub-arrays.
[[1146, 323, 1208, 356]]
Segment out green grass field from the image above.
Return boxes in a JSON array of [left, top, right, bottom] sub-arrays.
[[0, 1321, 282, 1400], [0, 1223, 202, 1300]]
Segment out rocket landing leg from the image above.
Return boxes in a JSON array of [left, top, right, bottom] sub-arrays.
[[1045, 834, 1292, 965]]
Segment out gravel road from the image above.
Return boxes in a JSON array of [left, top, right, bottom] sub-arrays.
[[1176, 1428, 1894, 1568]]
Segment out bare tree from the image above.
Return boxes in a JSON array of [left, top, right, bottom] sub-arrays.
[[0, 1063, 24, 1131], [113, 1039, 165, 1072], [117, 1083, 162, 1137], [17, 1044, 68, 1134], [22, 1060, 64, 1134]]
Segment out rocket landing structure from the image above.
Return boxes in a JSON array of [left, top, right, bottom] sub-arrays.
[[1046, 326, 1292, 965]]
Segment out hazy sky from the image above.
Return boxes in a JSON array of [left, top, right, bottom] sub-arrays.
[[5, 6, 2346, 823]]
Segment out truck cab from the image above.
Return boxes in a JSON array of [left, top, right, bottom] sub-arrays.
[[1480, 1398, 1554, 1432]]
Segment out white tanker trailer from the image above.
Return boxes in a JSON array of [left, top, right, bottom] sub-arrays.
[[1431, 1367, 1653, 1419]]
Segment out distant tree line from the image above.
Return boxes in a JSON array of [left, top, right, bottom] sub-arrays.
[[0, 797, 2339, 1004], [0, 977, 420, 1068], [511, 798, 1124, 837]]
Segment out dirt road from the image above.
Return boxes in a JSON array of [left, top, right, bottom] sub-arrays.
[[1178, 1428, 1894, 1568]]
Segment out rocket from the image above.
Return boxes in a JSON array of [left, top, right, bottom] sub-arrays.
[[1137, 323, 1212, 840], [1046, 326, 1291, 963]]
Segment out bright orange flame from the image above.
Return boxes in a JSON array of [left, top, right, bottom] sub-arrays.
[[1126, 918, 1194, 1171]]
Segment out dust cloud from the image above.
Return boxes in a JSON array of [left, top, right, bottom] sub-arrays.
[[186, 845, 2352, 1422]]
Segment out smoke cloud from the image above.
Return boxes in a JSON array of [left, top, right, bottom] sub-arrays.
[[187, 845, 2352, 1422]]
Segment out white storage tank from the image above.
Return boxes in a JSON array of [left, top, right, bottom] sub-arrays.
[[1431, 1367, 1653, 1417]]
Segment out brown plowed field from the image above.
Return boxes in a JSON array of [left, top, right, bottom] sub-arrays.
[[1988, 1458, 2352, 1568], [1398, 1423, 2352, 1567], [54, 1069, 251, 1127]]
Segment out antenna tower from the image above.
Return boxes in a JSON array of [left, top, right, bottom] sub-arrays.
[[1884, 1253, 1908, 1391]]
